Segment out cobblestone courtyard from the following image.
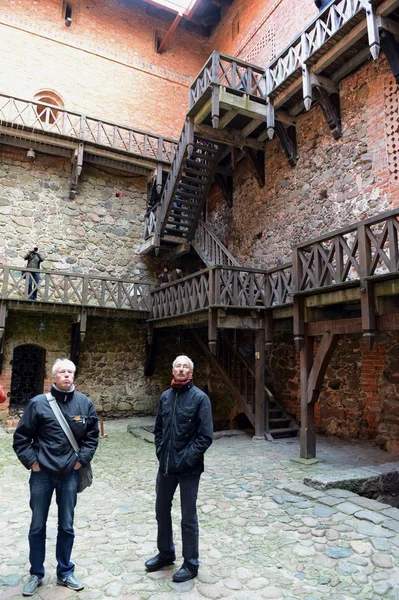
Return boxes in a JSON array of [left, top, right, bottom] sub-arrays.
[[1, 419, 399, 600]]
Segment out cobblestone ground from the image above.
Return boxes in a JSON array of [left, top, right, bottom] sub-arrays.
[[1, 419, 399, 600]]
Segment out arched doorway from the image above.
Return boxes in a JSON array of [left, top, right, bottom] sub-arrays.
[[10, 345, 46, 411]]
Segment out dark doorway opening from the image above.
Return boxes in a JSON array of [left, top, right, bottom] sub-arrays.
[[9, 345, 46, 412]]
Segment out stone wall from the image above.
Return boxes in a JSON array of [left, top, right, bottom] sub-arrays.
[[207, 59, 398, 269], [0, 146, 152, 279]]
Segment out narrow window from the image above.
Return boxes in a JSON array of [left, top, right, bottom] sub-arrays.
[[232, 14, 240, 40]]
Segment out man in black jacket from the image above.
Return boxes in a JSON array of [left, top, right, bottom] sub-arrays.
[[145, 355, 213, 583], [13, 358, 99, 597]]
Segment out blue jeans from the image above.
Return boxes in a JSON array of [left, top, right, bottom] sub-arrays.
[[27, 271, 40, 300], [28, 469, 78, 579], [155, 471, 201, 570]]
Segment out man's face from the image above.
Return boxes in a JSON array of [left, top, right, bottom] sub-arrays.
[[53, 366, 75, 391], [172, 357, 193, 381]]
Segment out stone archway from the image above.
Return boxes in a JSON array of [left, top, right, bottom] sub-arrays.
[[9, 345, 46, 411]]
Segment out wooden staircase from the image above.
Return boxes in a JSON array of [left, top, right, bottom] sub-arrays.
[[193, 329, 299, 440], [140, 120, 223, 255], [191, 219, 240, 267]]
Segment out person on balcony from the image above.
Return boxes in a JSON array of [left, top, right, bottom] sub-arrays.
[[157, 266, 170, 285], [23, 246, 43, 300], [169, 267, 183, 282], [13, 358, 99, 597], [145, 355, 213, 582]]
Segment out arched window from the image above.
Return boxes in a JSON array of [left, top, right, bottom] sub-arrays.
[[33, 90, 64, 125]]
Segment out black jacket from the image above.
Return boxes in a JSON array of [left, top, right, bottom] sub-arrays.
[[154, 382, 213, 475], [13, 385, 99, 477]]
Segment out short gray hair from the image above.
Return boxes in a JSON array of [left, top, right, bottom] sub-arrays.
[[52, 358, 76, 376], [172, 355, 194, 371]]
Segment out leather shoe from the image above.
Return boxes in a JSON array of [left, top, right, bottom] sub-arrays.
[[145, 554, 176, 571], [23, 575, 42, 596], [172, 564, 198, 582], [57, 574, 84, 591]]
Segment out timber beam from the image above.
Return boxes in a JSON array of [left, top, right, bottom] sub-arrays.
[[214, 172, 233, 207], [380, 29, 399, 83], [242, 147, 265, 187], [194, 123, 265, 150], [0, 302, 7, 341], [69, 142, 84, 199], [274, 122, 297, 166]]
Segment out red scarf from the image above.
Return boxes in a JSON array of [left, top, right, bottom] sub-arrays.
[[171, 375, 193, 389]]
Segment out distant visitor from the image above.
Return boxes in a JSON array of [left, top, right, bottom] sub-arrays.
[[23, 246, 43, 300]]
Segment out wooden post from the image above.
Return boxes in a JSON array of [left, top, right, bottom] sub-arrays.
[[300, 332, 315, 458], [211, 51, 220, 128], [358, 224, 375, 350], [254, 325, 265, 437], [208, 308, 218, 356]]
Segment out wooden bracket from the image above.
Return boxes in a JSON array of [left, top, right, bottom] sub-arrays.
[[70, 142, 84, 199], [274, 121, 297, 166], [0, 301, 7, 342], [208, 308, 218, 355], [265, 311, 273, 354], [79, 308, 88, 342], [215, 172, 233, 207], [144, 324, 157, 376], [307, 330, 339, 405], [242, 147, 265, 187], [380, 29, 399, 84], [313, 85, 342, 139]]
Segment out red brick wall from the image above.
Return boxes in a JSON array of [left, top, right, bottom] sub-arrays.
[[0, 0, 211, 138], [211, 0, 317, 64]]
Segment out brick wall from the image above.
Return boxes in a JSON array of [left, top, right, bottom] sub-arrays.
[[0, 0, 211, 138]]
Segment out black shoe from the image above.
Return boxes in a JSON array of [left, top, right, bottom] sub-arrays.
[[145, 554, 176, 572], [56, 574, 84, 591], [172, 564, 198, 582], [23, 575, 42, 596]]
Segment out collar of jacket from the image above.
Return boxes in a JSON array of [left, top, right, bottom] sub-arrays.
[[171, 380, 193, 392], [50, 384, 75, 403]]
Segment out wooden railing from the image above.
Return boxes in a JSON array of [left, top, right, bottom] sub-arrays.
[[149, 119, 193, 247], [0, 266, 152, 311], [294, 209, 399, 292], [189, 52, 267, 110], [192, 219, 240, 267], [266, 0, 365, 98], [150, 265, 293, 320], [0, 93, 177, 164]]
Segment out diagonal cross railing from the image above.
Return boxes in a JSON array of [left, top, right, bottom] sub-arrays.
[[0, 93, 177, 164], [0, 265, 152, 311]]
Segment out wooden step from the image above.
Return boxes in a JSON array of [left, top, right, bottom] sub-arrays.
[[268, 427, 299, 435]]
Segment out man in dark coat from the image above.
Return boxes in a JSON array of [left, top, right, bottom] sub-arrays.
[[145, 355, 213, 582], [13, 358, 99, 597], [23, 246, 43, 300]]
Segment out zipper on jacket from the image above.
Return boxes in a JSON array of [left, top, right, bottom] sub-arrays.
[[165, 389, 178, 476]]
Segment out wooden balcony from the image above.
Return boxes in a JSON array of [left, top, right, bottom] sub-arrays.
[[0, 93, 177, 198], [0, 266, 151, 327]]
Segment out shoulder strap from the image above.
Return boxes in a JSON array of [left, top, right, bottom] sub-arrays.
[[46, 392, 79, 454]]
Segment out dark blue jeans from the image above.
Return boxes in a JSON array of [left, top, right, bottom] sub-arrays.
[[155, 470, 201, 570], [28, 469, 78, 579], [27, 271, 40, 300]]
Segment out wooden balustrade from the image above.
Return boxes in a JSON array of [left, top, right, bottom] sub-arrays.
[[0, 93, 177, 164], [189, 51, 267, 110], [294, 209, 399, 292], [192, 219, 240, 267], [0, 266, 151, 311]]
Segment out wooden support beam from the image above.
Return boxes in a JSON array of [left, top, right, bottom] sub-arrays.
[[157, 14, 182, 54], [274, 122, 297, 166], [254, 326, 266, 437], [144, 324, 157, 376], [265, 311, 273, 354], [214, 172, 233, 207], [307, 330, 339, 405], [219, 87, 268, 121], [70, 320, 81, 374], [79, 308, 88, 342], [70, 141, 84, 199], [194, 123, 265, 150], [358, 224, 376, 350], [380, 29, 399, 83], [208, 308, 218, 355], [300, 333, 315, 458], [0, 302, 7, 341], [218, 110, 239, 129], [313, 86, 342, 139], [242, 147, 265, 187]]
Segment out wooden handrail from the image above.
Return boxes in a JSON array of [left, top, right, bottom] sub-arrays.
[[0, 265, 152, 311], [0, 93, 177, 164]]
